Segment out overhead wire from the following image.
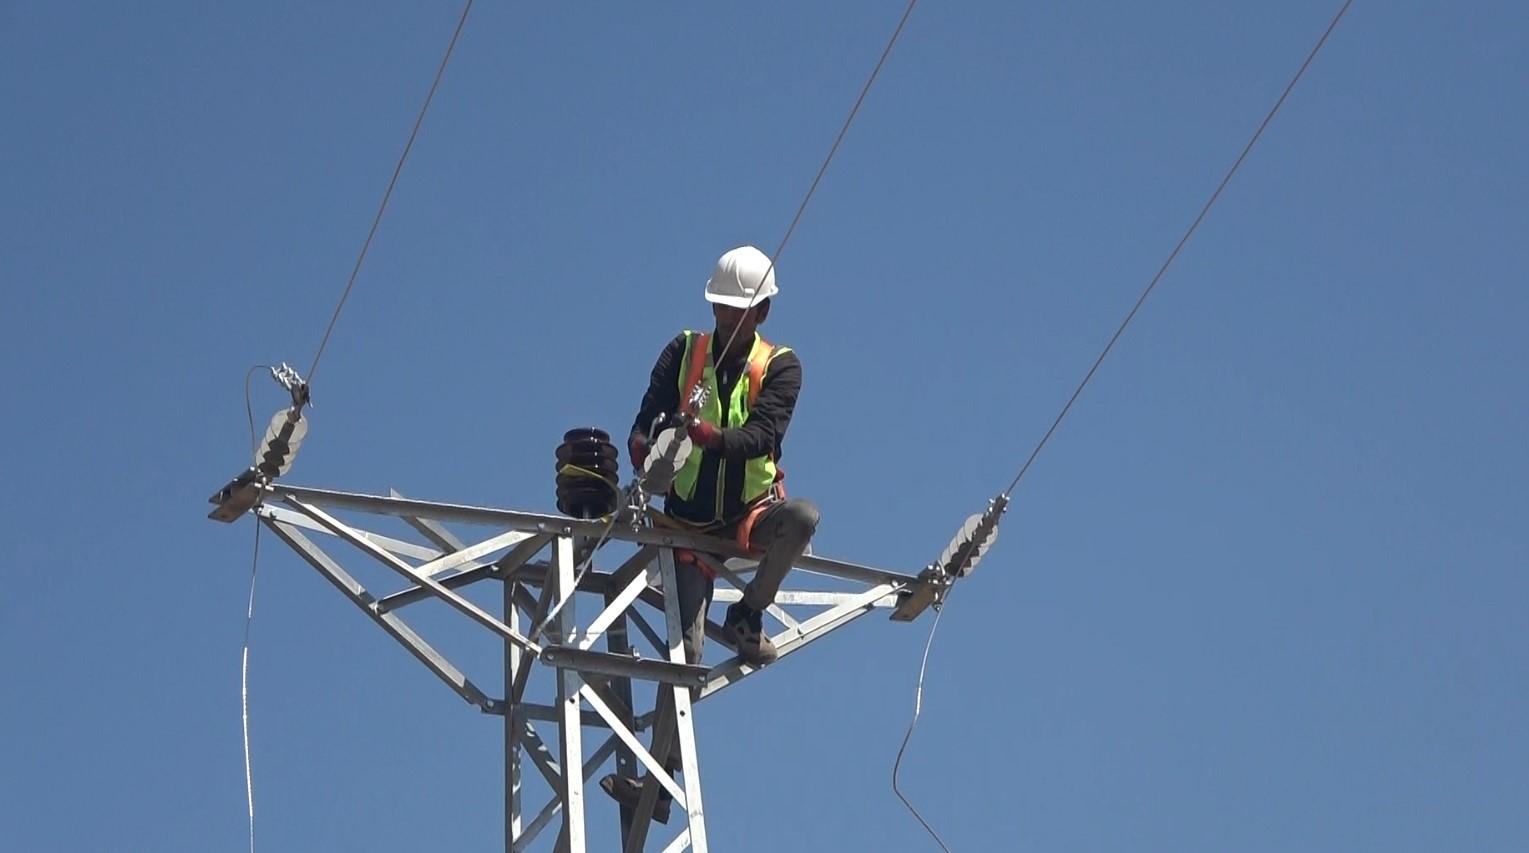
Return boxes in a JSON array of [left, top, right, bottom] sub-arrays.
[[712, 0, 922, 363], [306, 0, 477, 388], [892, 603, 954, 853], [1001, 0, 1356, 500], [238, 4, 478, 848], [535, 0, 924, 642], [229, 0, 927, 845], [892, 3, 1356, 849], [230, 0, 1353, 846]]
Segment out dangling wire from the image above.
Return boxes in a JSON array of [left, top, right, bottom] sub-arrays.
[[527, 511, 620, 644], [893, 602, 954, 853], [242, 522, 261, 853], [239, 365, 267, 853], [235, 4, 476, 831]]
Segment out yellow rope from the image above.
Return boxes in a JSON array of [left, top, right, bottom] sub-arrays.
[[556, 463, 619, 490]]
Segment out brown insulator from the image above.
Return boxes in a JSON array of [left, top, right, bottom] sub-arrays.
[[555, 427, 620, 518]]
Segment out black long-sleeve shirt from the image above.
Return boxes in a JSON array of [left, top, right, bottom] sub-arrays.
[[631, 331, 803, 525]]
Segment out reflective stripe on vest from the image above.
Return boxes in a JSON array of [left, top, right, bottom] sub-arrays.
[[671, 330, 789, 520]]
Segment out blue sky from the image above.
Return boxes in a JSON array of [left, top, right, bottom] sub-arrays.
[[4, 1, 1527, 850]]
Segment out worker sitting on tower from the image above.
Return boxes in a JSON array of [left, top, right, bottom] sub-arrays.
[[602, 245, 818, 824], [629, 244, 819, 669]]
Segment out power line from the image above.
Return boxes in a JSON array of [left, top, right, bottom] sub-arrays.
[[712, 0, 921, 362], [306, 0, 477, 387], [553, 0, 926, 635], [889, 6, 1357, 848], [1002, 0, 1355, 499], [239, 4, 479, 845]]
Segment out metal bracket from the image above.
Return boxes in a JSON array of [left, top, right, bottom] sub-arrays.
[[889, 565, 952, 622], [540, 646, 710, 689], [212, 482, 929, 851], [208, 468, 263, 522]]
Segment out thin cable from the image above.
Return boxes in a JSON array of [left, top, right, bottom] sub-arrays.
[[306, 0, 476, 386], [712, 0, 921, 363], [546, 1, 925, 632], [893, 603, 954, 853], [1003, 0, 1354, 498], [243, 366, 265, 457], [242, 522, 261, 853], [528, 511, 621, 644], [240, 364, 268, 853]]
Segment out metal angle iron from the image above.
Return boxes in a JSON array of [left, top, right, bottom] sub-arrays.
[[206, 404, 980, 851]]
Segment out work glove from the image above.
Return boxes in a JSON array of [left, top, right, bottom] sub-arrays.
[[629, 434, 651, 473], [686, 419, 722, 450]]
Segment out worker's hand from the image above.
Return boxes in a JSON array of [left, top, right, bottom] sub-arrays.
[[686, 419, 722, 450], [629, 434, 651, 472]]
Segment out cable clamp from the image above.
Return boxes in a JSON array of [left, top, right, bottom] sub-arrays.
[[269, 362, 311, 409]]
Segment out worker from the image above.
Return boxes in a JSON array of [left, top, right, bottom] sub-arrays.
[[600, 244, 819, 822]]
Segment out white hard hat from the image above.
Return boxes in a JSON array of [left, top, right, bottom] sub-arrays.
[[704, 245, 779, 308]]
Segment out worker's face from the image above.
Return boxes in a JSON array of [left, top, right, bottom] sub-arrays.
[[712, 303, 765, 353]]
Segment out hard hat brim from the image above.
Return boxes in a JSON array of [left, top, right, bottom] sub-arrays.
[[704, 289, 773, 309]]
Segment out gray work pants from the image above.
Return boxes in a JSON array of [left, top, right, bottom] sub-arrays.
[[673, 497, 820, 665], [649, 497, 818, 773]]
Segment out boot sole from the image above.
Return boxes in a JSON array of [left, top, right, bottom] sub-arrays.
[[599, 776, 672, 824]]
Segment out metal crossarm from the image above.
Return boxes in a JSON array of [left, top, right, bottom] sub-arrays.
[[263, 517, 495, 711], [221, 483, 939, 851]]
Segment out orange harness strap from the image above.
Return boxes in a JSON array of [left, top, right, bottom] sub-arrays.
[[739, 337, 783, 554], [683, 332, 777, 417], [677, 331, 782, 556], [676, 495, 781, 569], [746, 339, 775, 409], [673, 548, 718, 580], [734, 488, 783, 554]]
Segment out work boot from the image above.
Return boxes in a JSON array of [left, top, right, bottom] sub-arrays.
[[723, 601, 778, 665], [599, 773, 671, 824]]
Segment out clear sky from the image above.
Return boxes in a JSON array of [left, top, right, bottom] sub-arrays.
[[4, 1, 1527, 851]]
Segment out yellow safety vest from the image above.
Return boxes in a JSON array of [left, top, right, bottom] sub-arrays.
[[671, 330, 790, 523]]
